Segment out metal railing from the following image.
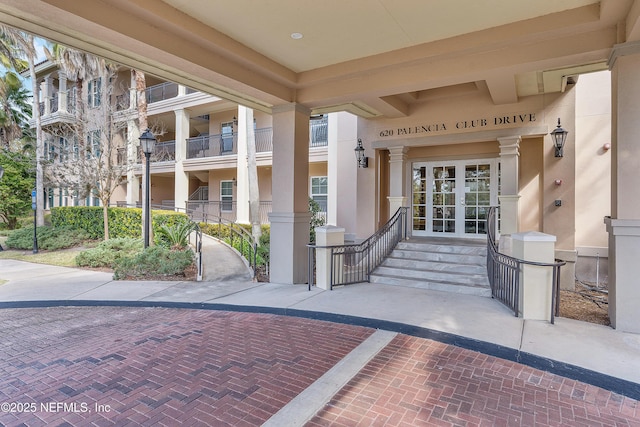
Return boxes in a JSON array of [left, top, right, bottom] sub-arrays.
[[486, 206, 566, 323], [307, 207, 408, 289], [191, 220, 204, 281], [186, 200, 274, 224], [186, 133, 237, 158], [310, 116, 328, 147], [145, 82, 179, 103]]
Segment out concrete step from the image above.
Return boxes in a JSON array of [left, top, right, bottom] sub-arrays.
[[397, 241, 487, 256], [381, 257, 486, 275], [369, 273, 492, 297], [370, 237, 491, 297], [372, 265, 489, 287], [390, 249, 486, 266]]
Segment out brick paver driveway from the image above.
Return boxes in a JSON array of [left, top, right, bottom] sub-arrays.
[[0, 307, 638, 426]]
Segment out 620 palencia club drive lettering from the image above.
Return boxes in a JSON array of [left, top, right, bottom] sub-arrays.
[[378, 113, 536, 137]]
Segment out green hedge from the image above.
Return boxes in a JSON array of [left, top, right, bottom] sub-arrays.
[[51, 206, 189, 240]]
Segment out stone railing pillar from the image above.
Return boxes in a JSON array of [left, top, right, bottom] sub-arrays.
[[512, 231, 556, 321], [315, 225, 345, 290]]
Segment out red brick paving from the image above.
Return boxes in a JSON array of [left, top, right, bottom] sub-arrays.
[[307, 334, 640, 427], [0, 307, 372, 426], [0, 307, 638, 427]]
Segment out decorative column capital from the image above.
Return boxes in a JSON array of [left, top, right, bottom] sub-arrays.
[[388, 146, 408, 163], [498, 136, 521, 157], [608, 40, 640, 69]]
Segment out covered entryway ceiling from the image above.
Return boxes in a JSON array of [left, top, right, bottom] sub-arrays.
[[0, 0, 637, 117]]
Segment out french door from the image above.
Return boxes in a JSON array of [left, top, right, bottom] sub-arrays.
[[412, 159, 498, 237]]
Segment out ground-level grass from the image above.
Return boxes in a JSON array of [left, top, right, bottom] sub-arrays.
[[0, 247, 83, 267]]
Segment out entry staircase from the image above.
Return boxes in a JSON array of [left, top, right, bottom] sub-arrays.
[[369, 236, 491, 297]]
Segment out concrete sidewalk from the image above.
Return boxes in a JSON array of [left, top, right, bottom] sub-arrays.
[[0, 257, 639, 396]]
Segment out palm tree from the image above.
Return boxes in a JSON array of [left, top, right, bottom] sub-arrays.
[[0, 26, 42, 225], [0, 71, 33, 147]]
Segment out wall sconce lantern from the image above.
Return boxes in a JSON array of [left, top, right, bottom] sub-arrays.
[[550, 118, 568, 158], [354, 138, 368, 168]]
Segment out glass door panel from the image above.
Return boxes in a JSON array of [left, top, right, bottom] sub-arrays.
[[431, 165, 456, 234], [412, 166, 427, 231], [412, 159, 497, 237], [464, 163, 491, 235]]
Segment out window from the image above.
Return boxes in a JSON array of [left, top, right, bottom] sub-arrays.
[[88, 77, 101, 108], [87, 130, 101, 158], [220, 180, 234, 211], [310, 176, 328, 212], [59, 137, 69, 162], [221, 121, 234, 153]]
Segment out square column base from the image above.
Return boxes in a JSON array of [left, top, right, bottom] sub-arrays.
[[269, 212, 312, 285], [605, 217, 640, 333]]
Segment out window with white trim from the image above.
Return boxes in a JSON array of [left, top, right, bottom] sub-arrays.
[[310, 176, 328, 212], [88, 77, 102, 108], [220, 180, 234, 211]]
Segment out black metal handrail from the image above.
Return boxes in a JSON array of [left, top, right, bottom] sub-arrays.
[[190, 220, 203, 281], [487, 206, 566, 323], [111, 203, 257, 279], [307, 207, 408, 290]]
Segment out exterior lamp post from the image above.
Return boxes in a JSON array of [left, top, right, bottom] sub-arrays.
[[550, 118, 568, 158], [140, 129, 156, 248], [354, 138, 368, 168]]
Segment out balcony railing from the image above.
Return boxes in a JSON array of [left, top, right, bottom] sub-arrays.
[[152, 141, 176, 162], [186, 201, 274, 224], [187, 134, 237, 159], [310, 116, 328, 147], [187, 120, 328, 160], [50, 94, 58, 113], [255, 128, 273, 153], [145, 82, 179, 103]]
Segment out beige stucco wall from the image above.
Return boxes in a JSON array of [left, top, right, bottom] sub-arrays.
[[519, 137, 544, 232], [355, 87, 577, 245], [575, 71, 611, 250], [150, 176, 174, 205]]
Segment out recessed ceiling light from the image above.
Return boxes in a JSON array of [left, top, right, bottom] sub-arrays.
[[290, 32, 303, 40]]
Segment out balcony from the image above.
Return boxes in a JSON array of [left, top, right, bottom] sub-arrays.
[[35, 92, 77, 129], [187, 134, 237, 159], [187, 117, 328, 160]]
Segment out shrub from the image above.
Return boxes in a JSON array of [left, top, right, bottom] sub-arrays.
[[155, 219, 197, 249], [51, 206, 189, 240], [5, 226, 90, 250], [113, 246, 194, 280], [75, 238, 142, 268]]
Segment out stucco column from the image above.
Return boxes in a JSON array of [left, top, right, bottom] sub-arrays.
[[174, 109, 190, 211], [387, 146, 408, 216], [269, 103, 312, 284], [606, 42, 640, 333], [328, 112, 358, 233], [57, 72, 67, 113], [126, 120, 140, 206], [236, 106, 250, 224], [42, 75, 51, 115], [498, 136, 521, 235]]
